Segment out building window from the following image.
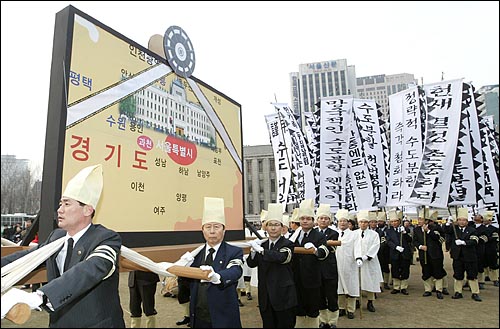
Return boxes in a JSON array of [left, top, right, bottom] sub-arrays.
[[248, 181, 252, 193], [259, 179, 264, 193], [269, 159, 275, 172], [260, 200, 265, 212], [270, 178, 276, 193], [248, 200, 253, 214], [258, 160, 263, 172]]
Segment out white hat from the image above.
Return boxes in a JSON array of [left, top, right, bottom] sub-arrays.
[[483, 210, 494, 221], [335, 209, 349, 220], [265, 203, 284, 226], [457, 207, 468, 219], [388, 210, 399, 220], [298, 199, 315, 218], [62, 164, 103, 208], [201, 197, 225, 226], [316, 204, 332, 219], [282, 214, 290, 227], [357, 210, 370, 221], [290, 208, 300, 223], [368, 211, 378, 222], [418, 208, 428, 219], [429, 210, 439, 221], [377, 211, 386, 221]]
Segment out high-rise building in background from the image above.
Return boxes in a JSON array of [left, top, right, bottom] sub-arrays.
[[356, 73, 418, 128], [289, 59, 357, 123], [476, 84, 499, 132]]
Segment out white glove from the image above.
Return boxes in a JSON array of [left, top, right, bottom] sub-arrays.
[[250, 240, 264, 253], [396, 246, 404, 252], [1, 288, 42, 319], [455, 239, 466, 246], [361, 255, 368, 261], [399, 227, 406, 233], [180, 252, 195, 263], [303, 242, 316, 250], [253, 239, 265, 246], [199, 265, 221, 284], [356, 259, 363, 267]]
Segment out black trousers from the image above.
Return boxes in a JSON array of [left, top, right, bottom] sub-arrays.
[[260, 292, 296, 328], [129, 282, 158, 317], [319, 276, 339, 312]]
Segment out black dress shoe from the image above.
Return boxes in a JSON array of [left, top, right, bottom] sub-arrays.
[[436, 291, 444, 299], [384, 283, 390, 290], [319, 322, 330, 329], [339, 309, 346, 317], [452, 292, 463, 299], [471, 293, 482, 302], [401, 289, 409, 295], [347, 312, 355, 319], [442, 288, 450, 295], [367, 301, 376, 312], [176, 316, 190, 326], [238, 299, 244, 307], [494, 280, 499, 287], [479, 283, 485, 290], [247, 293, 253, 300], [391, 289, 400, 294], [356, 300, 360, 309], [485, 276, 491, 281], [422, 291, 432, 297]]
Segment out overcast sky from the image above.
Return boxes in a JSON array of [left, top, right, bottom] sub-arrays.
[[2, 1, 499, 170]]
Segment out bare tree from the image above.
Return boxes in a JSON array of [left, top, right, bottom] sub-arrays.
[[1, 156, 41, 214]]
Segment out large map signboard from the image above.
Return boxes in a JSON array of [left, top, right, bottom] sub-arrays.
[[39, 6, 244, 247]]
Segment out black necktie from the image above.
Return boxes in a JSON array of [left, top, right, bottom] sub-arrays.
[[270, 242, 275, 250], [64, 238, 74, 272], [362, 230, 365, 238], [205, 248, 215, 266], [341, 231, 344, 237]]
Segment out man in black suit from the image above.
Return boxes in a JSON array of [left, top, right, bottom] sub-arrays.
[[315, 204, 340, 329], [291, 199, 329, 328], [444, 207, 482, 302], [247, 203, 297, 328], [1, 164, 125, 327], [413, 209, 447, 299]]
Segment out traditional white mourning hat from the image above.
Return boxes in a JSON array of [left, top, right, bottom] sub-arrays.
[[202, 197, 225, 226], [316, 204, 332, 219], [290, 208, 300, 223], [62, 164, 103, 208], [377, 211, 387, 221], [357, 210, 370, 222], [298, 199, 315, 218], [335, 209, 349, 220], [264, 203, 284, 227], [482, 210, 494, 222], [457, 207, 468, 219]]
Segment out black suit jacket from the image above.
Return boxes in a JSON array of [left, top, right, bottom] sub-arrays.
[[246, 236, 297, 311], [316, 227, 339, 280], [2, 225, 125, 328], [292, 229, 329, 288]]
